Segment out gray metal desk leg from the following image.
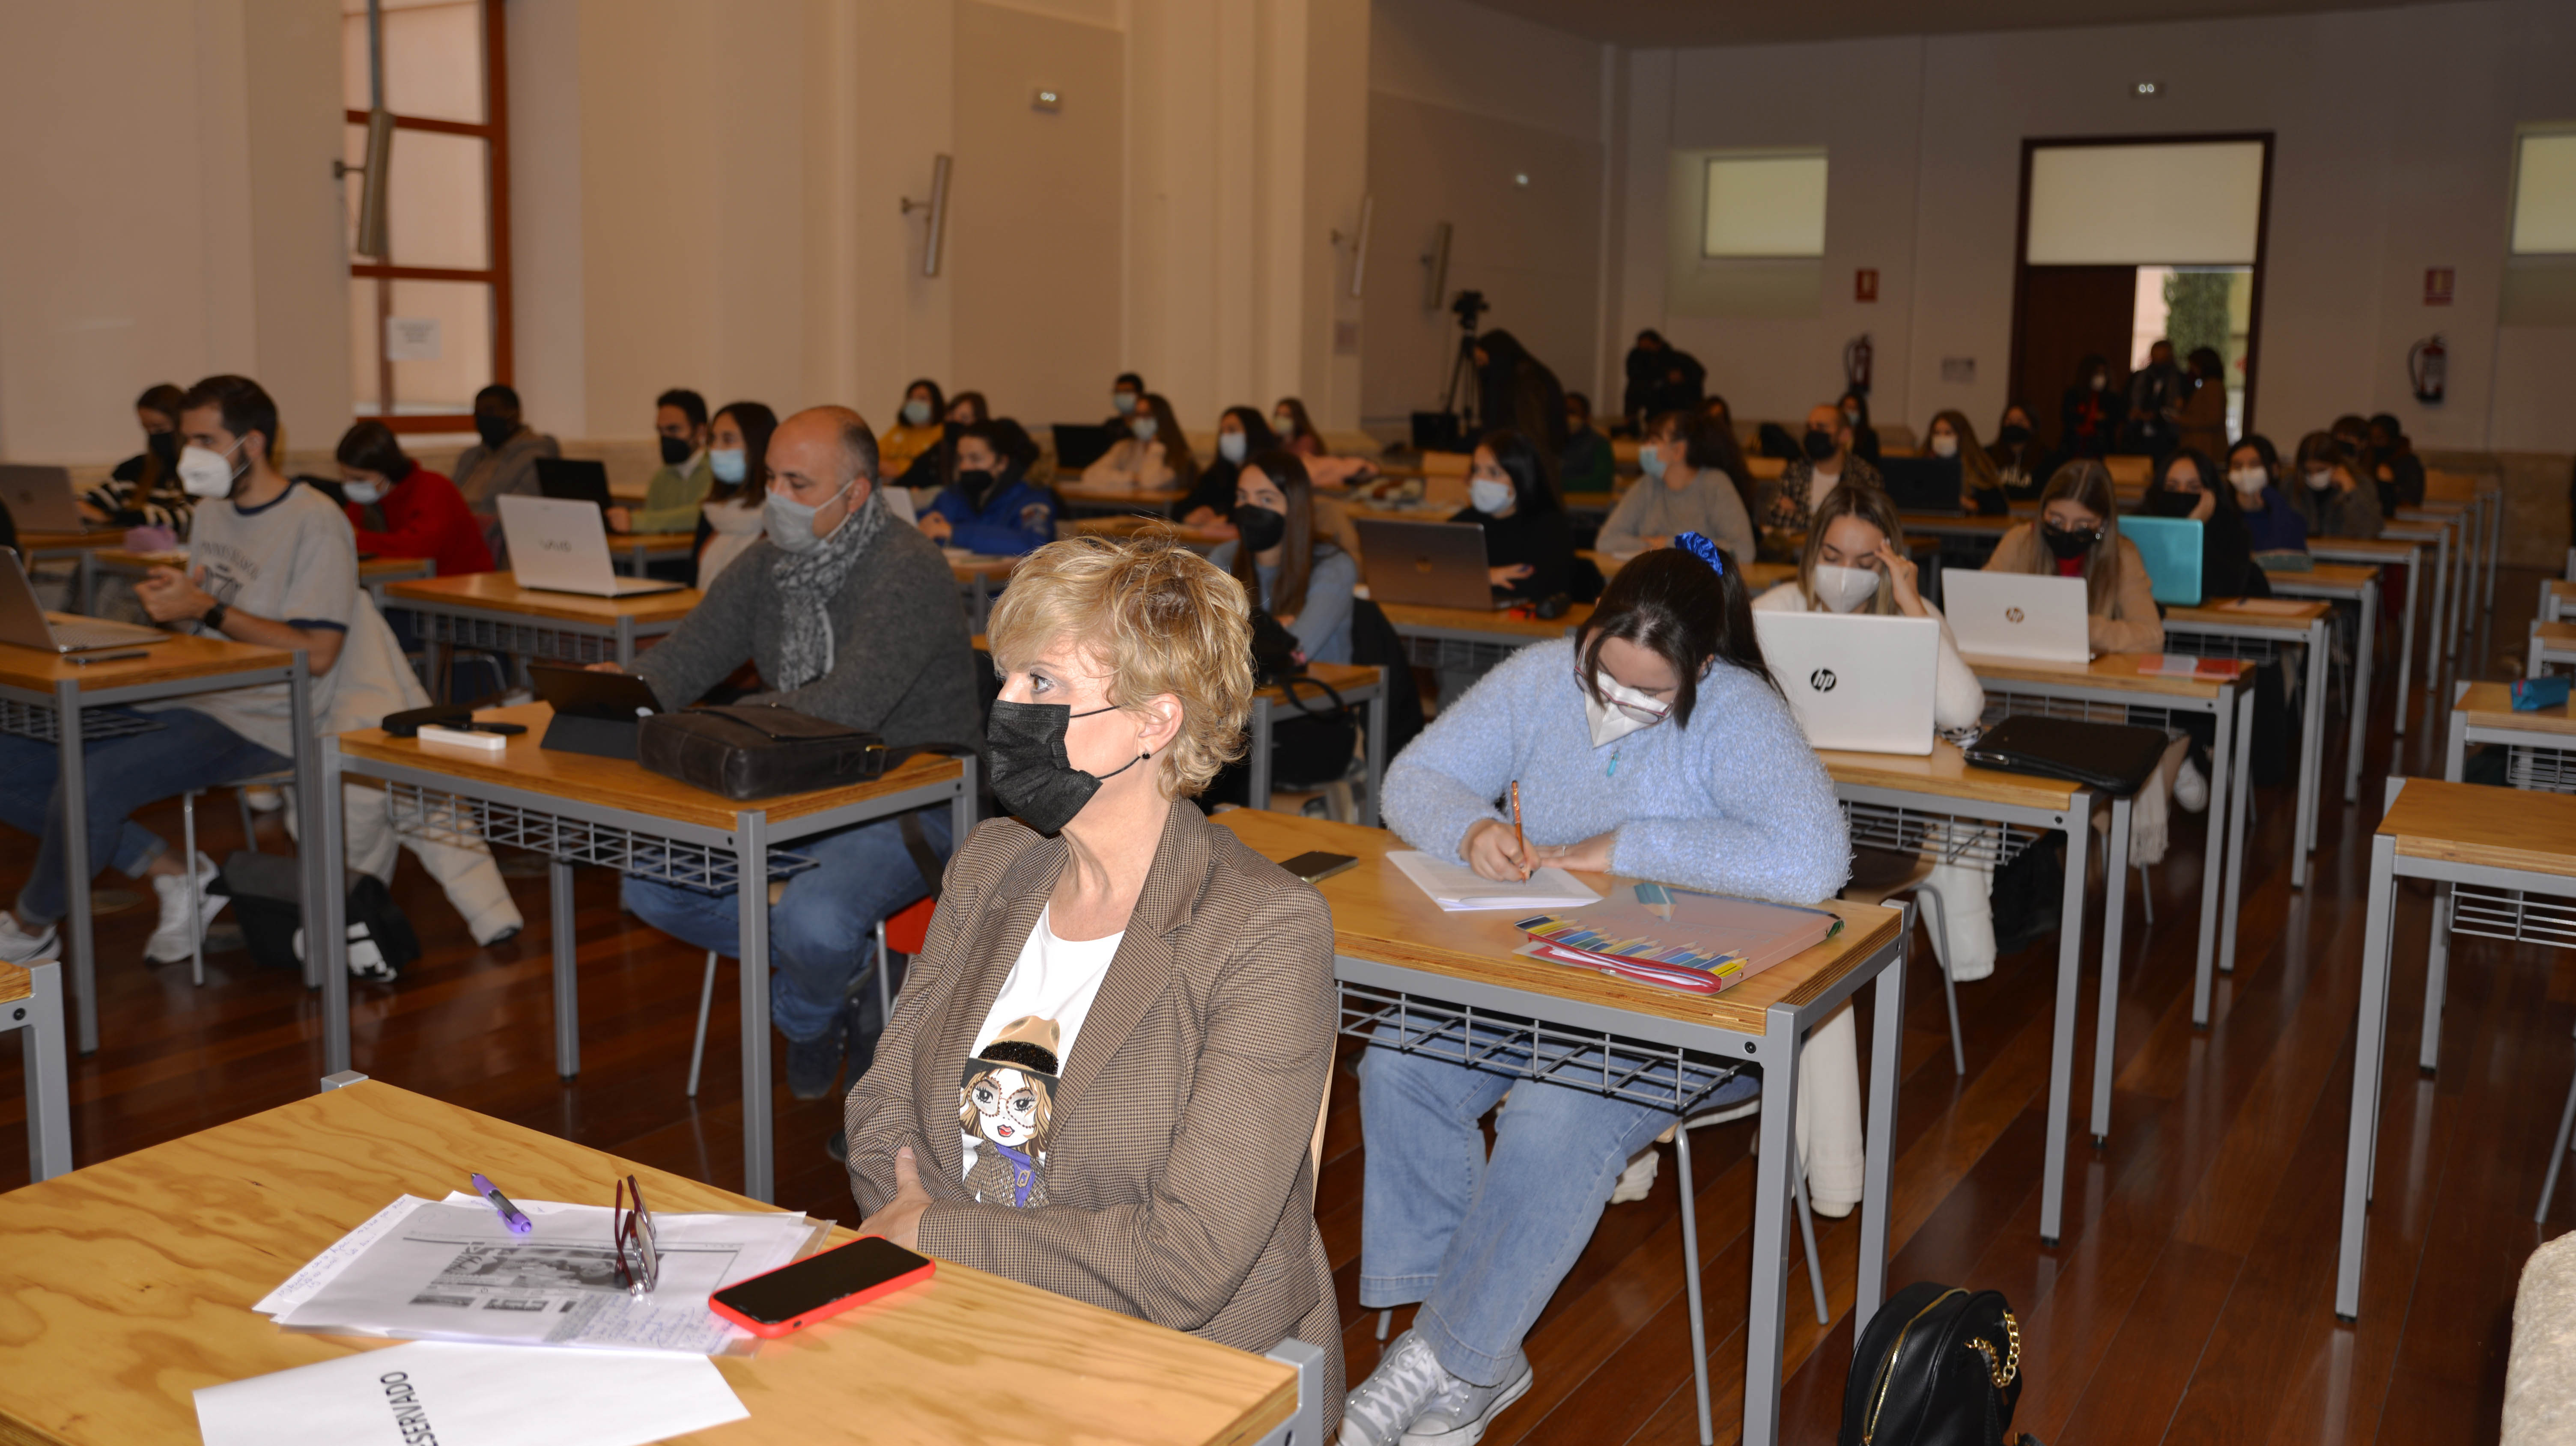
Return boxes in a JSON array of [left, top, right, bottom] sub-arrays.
[[737, 810, 775, 1203], [18, 959, 72, 1179], [1857, 934, 1905, 1333], [2427, 529, 2451, 675], [1247, 695, 1274, 814], [550, 857, 579, 1078], [318, 735, 353, 1076], [2393, 553, 2418, 738], [2092, 794, 2132, 1146], [1260, 1337, 1327, 1446], [2292, 619, 2328, 887], [2335, 830, 2401, 1320], [291, 656, 323, 991], [2192, 684, 2238, 1024], [2041, 792, 2092, 1246], [2218, 690, 2254, 976], [2346, 580, 2376, 804], [615, 616, 636, 669], [1363, 669, 1388, 829], [2420, 882, 2453, 1075], [77, 550, 96, 617], [1740, 1006, 1803, 1446], [53, 678, 96, 1055]]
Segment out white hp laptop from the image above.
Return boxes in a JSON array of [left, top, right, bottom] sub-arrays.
[[0, 464, 104, 533], [499, 495, 683, 597], [1942, 571, 2092, 665], [1753, 611, 1941, 755], [0, 549, 167, 653], [1353, 517, 1497, 610]]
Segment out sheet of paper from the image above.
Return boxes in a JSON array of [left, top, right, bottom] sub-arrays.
[[256, 1195, 437, 1318], [194, 1341, 747, 1446], [277, 1202, 816, 1355], [1388, 849, 1601, 911]]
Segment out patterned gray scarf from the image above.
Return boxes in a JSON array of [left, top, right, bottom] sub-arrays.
[[768, 485, 888, 691]]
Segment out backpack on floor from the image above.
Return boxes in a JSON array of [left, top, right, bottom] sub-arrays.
[[217, 851, 420, 982], [1839, 1281, 2037, 1446]]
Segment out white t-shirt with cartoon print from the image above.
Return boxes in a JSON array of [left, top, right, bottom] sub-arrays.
[[957, 905, 1123, 1184]]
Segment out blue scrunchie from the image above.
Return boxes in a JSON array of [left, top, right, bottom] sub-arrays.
[[1673, 532, 1727, 576]]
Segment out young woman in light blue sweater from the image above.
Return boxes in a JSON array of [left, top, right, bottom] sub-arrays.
[[1342, 538, 1856, 1446]]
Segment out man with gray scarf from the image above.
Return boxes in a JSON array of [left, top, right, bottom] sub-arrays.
[[608, 405, 981, 1100]]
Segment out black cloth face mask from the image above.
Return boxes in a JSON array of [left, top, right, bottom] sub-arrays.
[[2041, 523, 2099, 559], [1995, 424, 2032, 447], [957, 468, 999, 513], [659, 434, 693, 467], [2143, 488, 2200, 518], [1231, 503, 1287, 554], [1802, 429, 1838, 463], [986, 700, 1148, 835], [474, 415, 515, 450]]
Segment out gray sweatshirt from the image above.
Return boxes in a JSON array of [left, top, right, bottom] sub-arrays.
[[631, 518, 982, 751], [1595, 468, 1757, 565]]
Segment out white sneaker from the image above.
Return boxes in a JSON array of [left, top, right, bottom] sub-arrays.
[[1609, 1145, 1660, 1203], [145, 852, 225, 964], [0, 912, 58, 964], [240, 784, 283, 814], [1340, 1331, 1456, 1446], [1403, 1354, 1532, 1446], [2173, 756, 2209, 814]]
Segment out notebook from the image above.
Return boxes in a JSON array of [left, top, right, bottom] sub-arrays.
[[1388, 850, 1599, 912], [1512, 884, 1843, 994]]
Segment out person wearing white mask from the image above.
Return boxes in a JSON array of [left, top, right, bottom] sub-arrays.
[[0, 375, 361, 967], [2228, 434, 2310, 555], [1593, 409, 1756, 563], [1081, 392, 1196, 497], [606, 389, 711, 541], [1171, 406, 1278, 537], [595, 405, 980, 1101], [334, 419, 492, 578], [1753, 484, 1983, 732], [690, 401, 777, 588], [1925, 409, 2011, 516], [878, 379, 948, 478], [1343, 543, 1856, 1446], [1103, 372, 1147, 429], [2286, 429, 2383, 539], [1449, 429, 1574, 602]]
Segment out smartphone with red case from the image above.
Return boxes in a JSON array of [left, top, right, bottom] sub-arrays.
[[707, 1237, 935, 1337]]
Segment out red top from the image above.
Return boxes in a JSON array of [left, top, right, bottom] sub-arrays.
[[346, 467, 492, 577], [2055, 555, 2087, 578]]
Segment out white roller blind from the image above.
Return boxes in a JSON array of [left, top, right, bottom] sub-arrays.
[[2512, 132, 2576, 255], [1703, 153, 1828, 258], [2025, 142, 2264, 265]]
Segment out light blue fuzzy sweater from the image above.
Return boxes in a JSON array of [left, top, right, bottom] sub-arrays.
[[1382, 639, 1852, 905]]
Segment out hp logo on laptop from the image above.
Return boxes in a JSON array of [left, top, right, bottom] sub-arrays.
[[1809, 668, 1837, 693], [2004, 606, 2025, 623]]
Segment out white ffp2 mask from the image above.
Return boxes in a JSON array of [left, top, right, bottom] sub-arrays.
[[1582, 669, 1670, 748], [178, 440, 245, 500], [1810, 563, 1882, 614]]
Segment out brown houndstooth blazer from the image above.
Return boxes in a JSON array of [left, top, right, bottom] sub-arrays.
[[844, 799, 1344, 1425]]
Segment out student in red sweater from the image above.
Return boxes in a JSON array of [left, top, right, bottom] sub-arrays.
[[335, 420, 493, 576]]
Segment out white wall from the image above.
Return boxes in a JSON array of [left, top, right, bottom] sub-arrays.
[[1616, 0, 2576, 455], [0, 0, 349, 464]]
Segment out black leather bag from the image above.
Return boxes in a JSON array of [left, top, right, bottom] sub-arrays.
[[1839, 1282, 2035, 1446], [637, 703, 891, 800]]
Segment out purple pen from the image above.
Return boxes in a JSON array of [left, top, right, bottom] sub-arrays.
[[470, 1172, 534, 1234]]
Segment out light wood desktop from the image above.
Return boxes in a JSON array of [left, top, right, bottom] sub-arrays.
[[2385, 777, 2576, 878], [1371, 598, 1593, 642], [2544, 578, 2575, 623], [2444, 680, 2576, 787], [1963, 649, 2249, 698], [0, 628, 293, 694], [0, 1080, 1296, 1446], [2533, 620, 2576, 676], [384, 571, 701, 627], [1055, 479, 1187, 509], [1816, 739, 2081, 812]]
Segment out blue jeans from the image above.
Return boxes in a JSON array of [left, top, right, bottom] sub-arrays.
[[620, 806, 952, 1046], [1357, 1026, 1759, 1387], [0, 707, 287, 925]]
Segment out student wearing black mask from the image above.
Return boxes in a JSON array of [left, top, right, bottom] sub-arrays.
[[2143, 447, 2270, 601], [2365, 412, 2426, 512], [453, 383, 562, 559], [1762, 401, 1880, 550], [2060, 354, 2117, 461], [606, 388, 712, 537], [1982, 460, 2164, 654], [1988, 402, 2047, 498], [1210, 449, 1357, 664], [86, 383, 196, 533], [920, 420, 1057, 556], [1837, 389, 1881, 463]]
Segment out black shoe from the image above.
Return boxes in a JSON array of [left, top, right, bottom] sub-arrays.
[[784, 1024, 847, 1100], [823, 1131, 847, 1167]]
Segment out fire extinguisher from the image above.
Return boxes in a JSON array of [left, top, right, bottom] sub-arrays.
[[1844, 333, 1873, 395], [2409, 334, 2446, 405]]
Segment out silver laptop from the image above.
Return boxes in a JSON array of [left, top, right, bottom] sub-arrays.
[[1753, 610, 1941, 755], [499, 495, 683, 597], [1353, 517, 1496, 610], [0, 549, 168, 653], [0, 464, 103, 533], [1942, 571, 2092, 665]]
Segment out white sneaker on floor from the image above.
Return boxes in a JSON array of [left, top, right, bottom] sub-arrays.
[[1609, 1145, 1661, 1203], [2173, 756, 2209, 814], [0, 912, 58, 964], [1402, 1355, 1532, 1446], [1340, 1331, 1455, 1446], [239, 784, 283, 814], [144, 852, 225, 964]]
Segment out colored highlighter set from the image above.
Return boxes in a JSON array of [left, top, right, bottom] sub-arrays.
[[1513, 885, 1844, 995]]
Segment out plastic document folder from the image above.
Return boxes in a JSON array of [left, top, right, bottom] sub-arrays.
[[1512, 884, 1842, 994]]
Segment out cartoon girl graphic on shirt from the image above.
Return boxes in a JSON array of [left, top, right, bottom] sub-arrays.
[[958, 1015, 1060, 1209]]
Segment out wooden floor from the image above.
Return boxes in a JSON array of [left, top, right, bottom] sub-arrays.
[[1, 568, 2565, 1443]]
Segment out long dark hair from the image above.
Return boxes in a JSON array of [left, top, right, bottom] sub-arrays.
[[1140, 393, 1198, 491], [1272, 397, 1321, 456], [2229, 434, 2281, 486], [1649, 408, 1756, 518], [704, 401, 778, 503], [1577, 541, 1776, 723], [135, 382, 185, 494], [1219, 405, 1278, 459], [334, 420, 417, 482], [2153, 447, 2239, 518], [1229, 449, 1323, 619], [900, 378, 945, 425], [1477, 428, 1558, 514]]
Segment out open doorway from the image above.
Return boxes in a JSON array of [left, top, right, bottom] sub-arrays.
[[2009, 134, 2272, 456]]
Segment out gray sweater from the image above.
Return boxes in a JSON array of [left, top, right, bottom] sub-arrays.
[[632, 518, 981, 751]]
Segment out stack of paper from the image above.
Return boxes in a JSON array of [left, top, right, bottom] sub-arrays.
[[1389, 850, 1600, 912], [195, 1342, 748, 1446]]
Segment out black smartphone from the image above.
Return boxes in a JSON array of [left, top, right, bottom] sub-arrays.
[[1279, 850, 1359, 884], [382, 703, 472, 739], [707, 1237, 935, 1337]]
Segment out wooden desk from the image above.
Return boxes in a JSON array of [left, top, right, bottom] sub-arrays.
[[0, 958, 71, 1181], [0, 1080, 1300, 1446], [613, 530, 698, 577], [2545, 578, 2576, 625], [2306, 535, 2430, 737], [1818, 743, 2099, 1244], [14, 530, 125, 614], [1055, 479, 1186, 515], [2533, 621, 2576, 679], [1965, 652, 2257, 1021], [1582, 549, 1795, 595], [382, 572, 700, 687], [1373, 598, 1593, 678], [2396, 505, 2474, 665], [1211, 808, 1906, 1446], [320, 702, 976, 1202], [945, 551, 1020, 630], [87, 548, 436, 611], [2165, 598, 2334, 885], [2259, 563, 2382, 805], [1247, 662, 1388, 826], [2337, 780, 2576, 1320], [0, 632, 323, 1055]]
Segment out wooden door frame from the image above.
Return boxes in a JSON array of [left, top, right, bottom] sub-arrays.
[[2008, 131, 2275, 440]]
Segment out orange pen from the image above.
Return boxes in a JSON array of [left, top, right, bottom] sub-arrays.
[[1510, 780, 1528, 881]]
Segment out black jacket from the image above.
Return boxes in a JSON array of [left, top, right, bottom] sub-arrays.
[[1449, 503, 1573, 602], [1622, 345, 1705, 420]]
